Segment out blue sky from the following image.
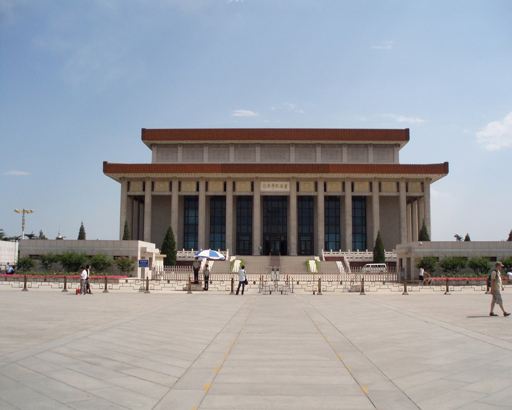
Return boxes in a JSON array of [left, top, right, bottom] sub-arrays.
[[1, 0, 511, 243]]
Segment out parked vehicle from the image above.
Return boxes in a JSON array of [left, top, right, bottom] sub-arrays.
[[362, 263, 387, 273]]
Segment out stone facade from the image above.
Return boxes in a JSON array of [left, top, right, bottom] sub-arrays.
[[104, 128, 448, 256]]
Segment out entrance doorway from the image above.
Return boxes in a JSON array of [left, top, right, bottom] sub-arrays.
[[263, 196, 288, 256]]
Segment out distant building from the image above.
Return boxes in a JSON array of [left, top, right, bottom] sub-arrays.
[[103, 128, 448, 256]]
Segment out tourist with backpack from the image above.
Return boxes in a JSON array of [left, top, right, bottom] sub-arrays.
[[490, 262, 510, 317]]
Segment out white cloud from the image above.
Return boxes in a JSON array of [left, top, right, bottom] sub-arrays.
[[371, 40, 393, 50], [381, 114, 425, 124], [231, 109, 258, 117], [477, 112, 512, 151], [4, 170, 30, 176], [271, 103, 305, 114]]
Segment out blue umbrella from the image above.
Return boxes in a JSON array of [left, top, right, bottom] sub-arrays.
[[194, 249, 226, 260]]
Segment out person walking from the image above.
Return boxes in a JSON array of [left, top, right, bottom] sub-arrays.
[[236, 265, 247, 295], [80, 266, 88, 295], [490, 262, 510, 317], [203, 263, 210, 291], [192, 257, 201, 284], [85, 265, 93, 294]]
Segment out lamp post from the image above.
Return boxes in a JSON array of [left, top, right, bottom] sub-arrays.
[[14, 208, 34, 240]]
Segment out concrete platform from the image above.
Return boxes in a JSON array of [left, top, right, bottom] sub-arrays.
[[1, 290, 512, 409]]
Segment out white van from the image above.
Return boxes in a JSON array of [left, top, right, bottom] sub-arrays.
[[362, 263, 387, 273]]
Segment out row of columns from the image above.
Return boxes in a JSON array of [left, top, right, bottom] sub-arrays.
[[119, 177, 432, 253]]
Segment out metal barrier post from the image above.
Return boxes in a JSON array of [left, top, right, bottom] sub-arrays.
[[360, 277, 366, 295], [230, 277, 234, 295], [187, 274, 192, 294], [103, 276, 109, 293], [444, 277, 451, 295], [22, 274, 28, 291], [402, 278, 409, 295], [145, 277, 150, 293], [318, 278, 322, 295], [62, 275, 68, 292]]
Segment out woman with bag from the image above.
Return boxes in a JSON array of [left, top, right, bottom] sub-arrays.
[[236, 265, 247, 295]]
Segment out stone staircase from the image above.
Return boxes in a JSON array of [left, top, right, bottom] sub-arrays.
[[319, 261, 341, 274], [279, 256, 309, 274]]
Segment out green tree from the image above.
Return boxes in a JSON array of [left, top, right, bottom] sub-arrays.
[[0, 229, 4, 240], [501, 257, 512, 272], [90, 253, 113, 273], [464, 233, 471, 241], [122, 220, 131, 240], [467, 256, 492, 277], [38, 230, 48, 239], [416, 256, 438, 274], [418, 220, 430, 241], [373, 231, 385, 263], [116, 258, 135, 275], [59, 251, 88, 272], [439, 256, 467, 277], [161, 226, 177, 266], [78, 222, 86, 240], [39, 253, 57, 271], [17, 256, 35, 272], [508, 230, 512, 241]]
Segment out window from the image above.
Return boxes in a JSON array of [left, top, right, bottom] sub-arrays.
[[324, 196, 340, 250], [209, 196, 226, 250], [352, 196, 367, 250], [184, 196, 198, 249]]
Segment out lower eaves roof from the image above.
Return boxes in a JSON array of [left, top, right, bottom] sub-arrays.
[[103, 162, 449, 183]]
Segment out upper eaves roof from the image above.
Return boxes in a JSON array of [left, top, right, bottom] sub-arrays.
[[141, 128, 410, 148]]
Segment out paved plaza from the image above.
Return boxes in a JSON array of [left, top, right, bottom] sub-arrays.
[[2, 290, 512, 409]]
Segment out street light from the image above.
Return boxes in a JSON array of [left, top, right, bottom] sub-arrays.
[[14, 208, 34, 240]]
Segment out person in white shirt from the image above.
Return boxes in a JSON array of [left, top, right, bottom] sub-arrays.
[[80, 265, 89, 295], [236, 265, 247, 295]]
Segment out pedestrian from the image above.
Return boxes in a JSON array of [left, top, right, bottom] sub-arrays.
[[236, 265, 247, 295], [192, 257, 201, 284], [419, 267, 424, 284], [203, 263, 210, 291], [490, 262, 510, 317], [85, 265, 93, 294], [80, 265, 88, 295], [5, 262, 15, 274]]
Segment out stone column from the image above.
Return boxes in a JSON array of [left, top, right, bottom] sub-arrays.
[[289, 178, 297, 256], [226, 178, 233, 254], [143, 178, 152, 242], [317, 178, 324, 255], [424, 179, 432, 237], [406, 203, 412, 242], [198, 179, 206, 250], [418, 197, 425, 230], [399, 179, 407, 244], [372, 178, 380, 247], [119, 178, 128, 240], [344, 179, 352, 251], [412, 200, 419, 242], [171, 178, 179, 248], [253, 178, 261, 255]]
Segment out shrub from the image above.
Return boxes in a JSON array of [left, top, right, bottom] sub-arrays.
[[373, 231, 385, 263], [122, 220, 130, 240], [467, 256, 492, 276], [439, 256, 467, 277], [418, 220, 430, 241], [39, 253, 58, 271], [161, 226, 177, 266], [501, 257, 512, 272], [17, 256, 35, 272], [416, 256, 438, 274], [116, 258, 135, 275], [90, 253, 113, 273], [59, 251, 88, 273]]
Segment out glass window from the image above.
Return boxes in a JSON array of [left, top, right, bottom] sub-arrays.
[[210, 196, 226, 250], [184, 196, 198, 250], [298, 196, 314, 255], [352, 196, 367, 250], [236, 196, 253, 255], [324, 196, 340, 250]]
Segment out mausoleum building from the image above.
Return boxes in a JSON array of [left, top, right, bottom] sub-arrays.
[[103, 128, 448, 256]]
